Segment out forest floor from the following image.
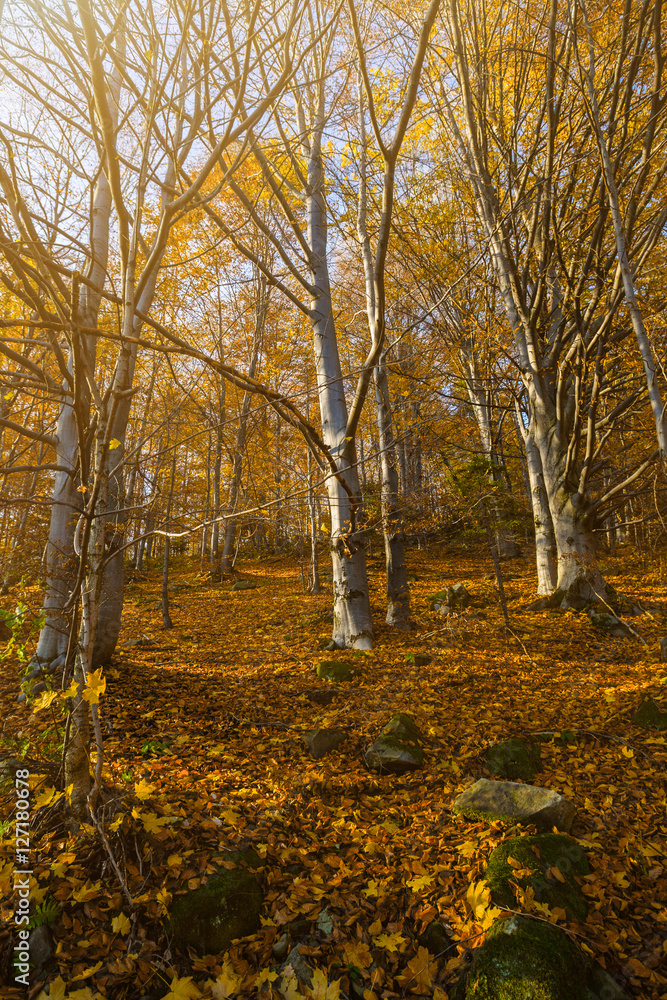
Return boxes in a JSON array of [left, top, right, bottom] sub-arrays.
[[1, 543, 666, 1000]]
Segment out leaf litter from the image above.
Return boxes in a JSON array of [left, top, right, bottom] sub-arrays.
[[0, 548, 666, 999]]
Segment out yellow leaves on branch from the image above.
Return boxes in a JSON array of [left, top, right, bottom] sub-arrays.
[[82, 667, 106, 704], [32, 689, 59, 712]]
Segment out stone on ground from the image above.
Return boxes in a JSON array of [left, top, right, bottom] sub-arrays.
[[452, 915, 588, 1000], [660, 637, 667, 663], [484, 833, 589, 920], [303, 728, 348, 759], [588, 611, 631, 636], [452, 779, 575, 832], [316, 660, 356, 682], [381, 712, 424, 743], [633, 696, 667, 731], [365, 713, 425, 774], [485, 737, 542, 781], [169, 870, 262, 954], [231, 579, 257, 591], [305, 689, 336, 706]]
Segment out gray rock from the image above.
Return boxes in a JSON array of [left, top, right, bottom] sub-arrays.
[[588, 612, 630, 637], [364, 734, 424, 775], [303, 728, 348, 759], [231, 579, 257, 591], [486, 737, 542, 781], [448, 582, 471, 607], [272, 933, 289, 959], [452, 778, 575, 832], [169, 870, 262, 955], [29, 925, 55, 968], [32, 681, 46, 696], [381, 712, 424, 743], [17, 692, 26, 704], [283, 945, 314, 988], [306, 689, 336, 706]]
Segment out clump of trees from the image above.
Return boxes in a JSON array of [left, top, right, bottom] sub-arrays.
[[1, 0, 665, 816]]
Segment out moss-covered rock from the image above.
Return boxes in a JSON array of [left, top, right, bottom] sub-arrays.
[[453, 915, 588, 1000], [316, 660, 356, 682], [633, 696, 667, 731], [486, 738, 542, 781], [211, 846, 264, 870], [454, 916, 630, 1000], [588, 612, 630, 637], [303, 728, 348, 759], [427, 589, 450, 611], [452, 779, 575, 832], [484, 833, 589, 920], [406, 652, 432, 666], [418, 920, 452, 956], [364, 733, 424, 774], [381, 712, 424, 743], [231, 579, 257, 591], [169, 870, 262, 955]]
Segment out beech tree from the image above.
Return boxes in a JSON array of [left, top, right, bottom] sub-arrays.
[[0, 0, 307, 814], [438, 0, 663, 605], [202, 0, 441, 646]]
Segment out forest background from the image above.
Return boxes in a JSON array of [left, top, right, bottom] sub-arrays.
[[0, 0, 666, 998]]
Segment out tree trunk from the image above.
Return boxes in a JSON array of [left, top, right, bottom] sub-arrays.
[[221, 300, 263, 574], [374, 360, 410, 628], [532, 411, 606, 606], [519, 413, 557, 594]]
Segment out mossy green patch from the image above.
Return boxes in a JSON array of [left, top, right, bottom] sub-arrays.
[[485, 833, 589, 920], [486, 738, 542, 781], [454, 916, 588, 1000], [169, 869, 262, 955], [427, 589, 449, 610], [364, 733, 424, 774], [633, 696, 667, 730], [316, 660, 356, 682], [381, 712, 423, 743]]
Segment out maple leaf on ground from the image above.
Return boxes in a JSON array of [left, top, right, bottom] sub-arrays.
[[163, 975, 202, 999], [308, 968, 341, 1000], [396, 947, 438, 993], [372, 931, 408, 953], [342, 940, 372, 972], [407, 873, 434, 892], [36, 977, 67, 1000], [111, 913, 131, 935], [134, 778, 156, 800], [465, 881, 502, 929], [280, 967, 303, 1000], [71, 882, 102, 903], [71, 961, 103, 980], [208, 958, 242, 999]]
